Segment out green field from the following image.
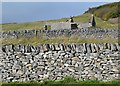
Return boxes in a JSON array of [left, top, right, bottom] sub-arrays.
[[1, 21, 45, 32], [1, 36, 118, 45], [1, 77, 120, 86]]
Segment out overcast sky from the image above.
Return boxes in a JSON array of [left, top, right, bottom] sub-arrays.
[[1, 2, 114, 24]]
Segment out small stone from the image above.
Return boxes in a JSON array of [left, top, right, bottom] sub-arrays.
[[64, 64, 69, 67], [91, 43, 96, 53], [84, 71, 89, 74], [26, 64, 32, 70], [7, 77, 14, 80], [50, 60, 55, 64], [68, 68, 75, 72], [72, 57, 80, 61], [59, 44, 65, 51], [75, 63, 79, 67], [84, 64, 90, 67], [42, 44, 50, 52], [86, 44, 92, 53], [55, 44, 60, 51], [17, 70, 23, 75], [111, 68, 119, 72], [102, 70, 108, 74]]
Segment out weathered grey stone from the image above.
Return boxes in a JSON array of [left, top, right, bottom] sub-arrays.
[[7, 77, 14, 81], [68, 68, 75, 72], [111, 44, 117, 51], [60, 44, 65, 51], [54, 44, 60, 51], [1, 43, 119, 82], [87, 44, 92, 53], [72, 57, 80, 61], [42, 44, 50, 52], [17, 70, 24, 75], [66, 44, 73, 51], [58, 51, 66, 56], [91, 43, 96, 53], [64, 64, 69, 67], [94, 44, 99, 52], [111, 68, 119, 73], [75, 44, 80, 53], [83, 43, 87, 53], [84, 64, 90, 67]]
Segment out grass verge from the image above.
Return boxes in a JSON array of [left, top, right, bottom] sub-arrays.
[[1, 77, 120, 86], [1, 36, 118, 45]]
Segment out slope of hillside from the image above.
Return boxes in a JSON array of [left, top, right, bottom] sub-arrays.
[[1, 13, 118, 32], [85, 2, 120, 21], [2, 21, 45, 31]]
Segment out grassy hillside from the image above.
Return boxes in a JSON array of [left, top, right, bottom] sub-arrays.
[[1, 13, 118, 32], [2, 21, 45, 32], [85, 2, 120, 21]]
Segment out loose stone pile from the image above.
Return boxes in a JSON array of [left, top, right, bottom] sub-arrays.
[[0, 43, 120, 82], [1, 28, 119, 39]]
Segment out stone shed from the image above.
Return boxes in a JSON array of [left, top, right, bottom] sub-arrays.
[[45, 22, 78, 30], [44, 15, 96, 30]]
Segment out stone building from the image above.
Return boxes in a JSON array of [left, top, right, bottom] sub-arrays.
[[44, 22, 78, 30], [44, 15, 96, 30]]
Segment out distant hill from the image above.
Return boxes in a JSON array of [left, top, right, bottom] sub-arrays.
[[85, 2, 120, 21]]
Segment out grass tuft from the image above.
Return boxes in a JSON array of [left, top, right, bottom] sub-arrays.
[[1, 36, 118, 45], [1, 77, 120, 86]]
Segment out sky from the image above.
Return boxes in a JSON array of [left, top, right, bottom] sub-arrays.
[[1, 2, 115, 24]]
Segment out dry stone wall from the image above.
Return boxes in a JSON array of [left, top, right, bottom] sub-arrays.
[[1, 28, 119, 39], [0, 43, 120, 82]]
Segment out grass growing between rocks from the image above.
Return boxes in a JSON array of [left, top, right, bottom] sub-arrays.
[[1, 36, 118, 45], [1, 77, 120, 86], [0, 82, 2, 86]]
